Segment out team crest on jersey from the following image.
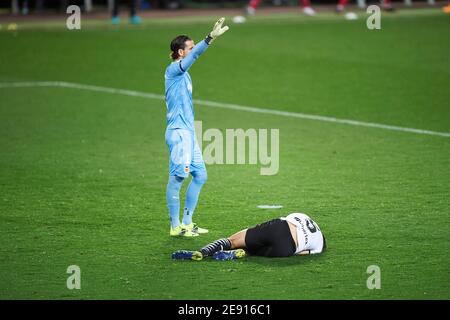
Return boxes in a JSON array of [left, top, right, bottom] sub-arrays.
[[184, 166, 190, 173]]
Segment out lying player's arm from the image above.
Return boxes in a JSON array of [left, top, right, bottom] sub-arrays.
[[296, 249, 321, 256], [180, 17, 229, 73]]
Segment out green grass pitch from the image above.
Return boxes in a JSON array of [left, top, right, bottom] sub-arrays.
[[0, 9, 449, 299]]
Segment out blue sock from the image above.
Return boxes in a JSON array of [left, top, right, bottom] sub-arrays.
[[183, 170, 207, 225], [166, 175, 184, 229]]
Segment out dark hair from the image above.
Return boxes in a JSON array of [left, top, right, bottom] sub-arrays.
[[170, 35, 192, 60], [322, 234, 327, 252]]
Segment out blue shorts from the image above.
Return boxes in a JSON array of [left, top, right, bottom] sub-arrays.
[[165, 128, 206, 178]]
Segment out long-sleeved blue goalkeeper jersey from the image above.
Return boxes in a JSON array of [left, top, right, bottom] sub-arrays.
[[164, 39, 209, 132]]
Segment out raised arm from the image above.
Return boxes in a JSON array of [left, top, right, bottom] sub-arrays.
[[179, 17, 229, 73], [179, 40, 209, 73]]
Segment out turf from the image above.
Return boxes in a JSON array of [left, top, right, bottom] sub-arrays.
[[0, 9, 449, 299]]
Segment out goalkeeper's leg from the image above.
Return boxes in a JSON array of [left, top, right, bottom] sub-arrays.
[[183, 169, 207, 226], [166, 175, 183, 229]]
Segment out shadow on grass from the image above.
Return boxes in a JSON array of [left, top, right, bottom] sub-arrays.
[[242, 253, 327, 268]]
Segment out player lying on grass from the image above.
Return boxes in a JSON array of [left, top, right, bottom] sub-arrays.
[[172, 212, 326, 261]]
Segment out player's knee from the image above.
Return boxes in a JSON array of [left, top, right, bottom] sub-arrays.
[[194, 171, 207, 185], [174, 175, 185, 183], [169, 175, 185, 186]]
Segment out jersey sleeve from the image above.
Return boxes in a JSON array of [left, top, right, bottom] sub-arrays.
[[165, 61, 183, 79], [179, 39, 209, 73]]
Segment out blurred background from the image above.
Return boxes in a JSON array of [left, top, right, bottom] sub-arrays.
[[1, 0, 448, 17]]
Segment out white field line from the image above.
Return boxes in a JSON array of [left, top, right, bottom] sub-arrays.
[[1, 81, 449, 138]]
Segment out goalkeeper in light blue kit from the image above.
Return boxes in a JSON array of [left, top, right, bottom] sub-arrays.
[[164, 18, 229, 237]]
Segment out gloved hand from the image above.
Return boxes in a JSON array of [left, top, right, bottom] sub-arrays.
[[206, 17, 229, 44]]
